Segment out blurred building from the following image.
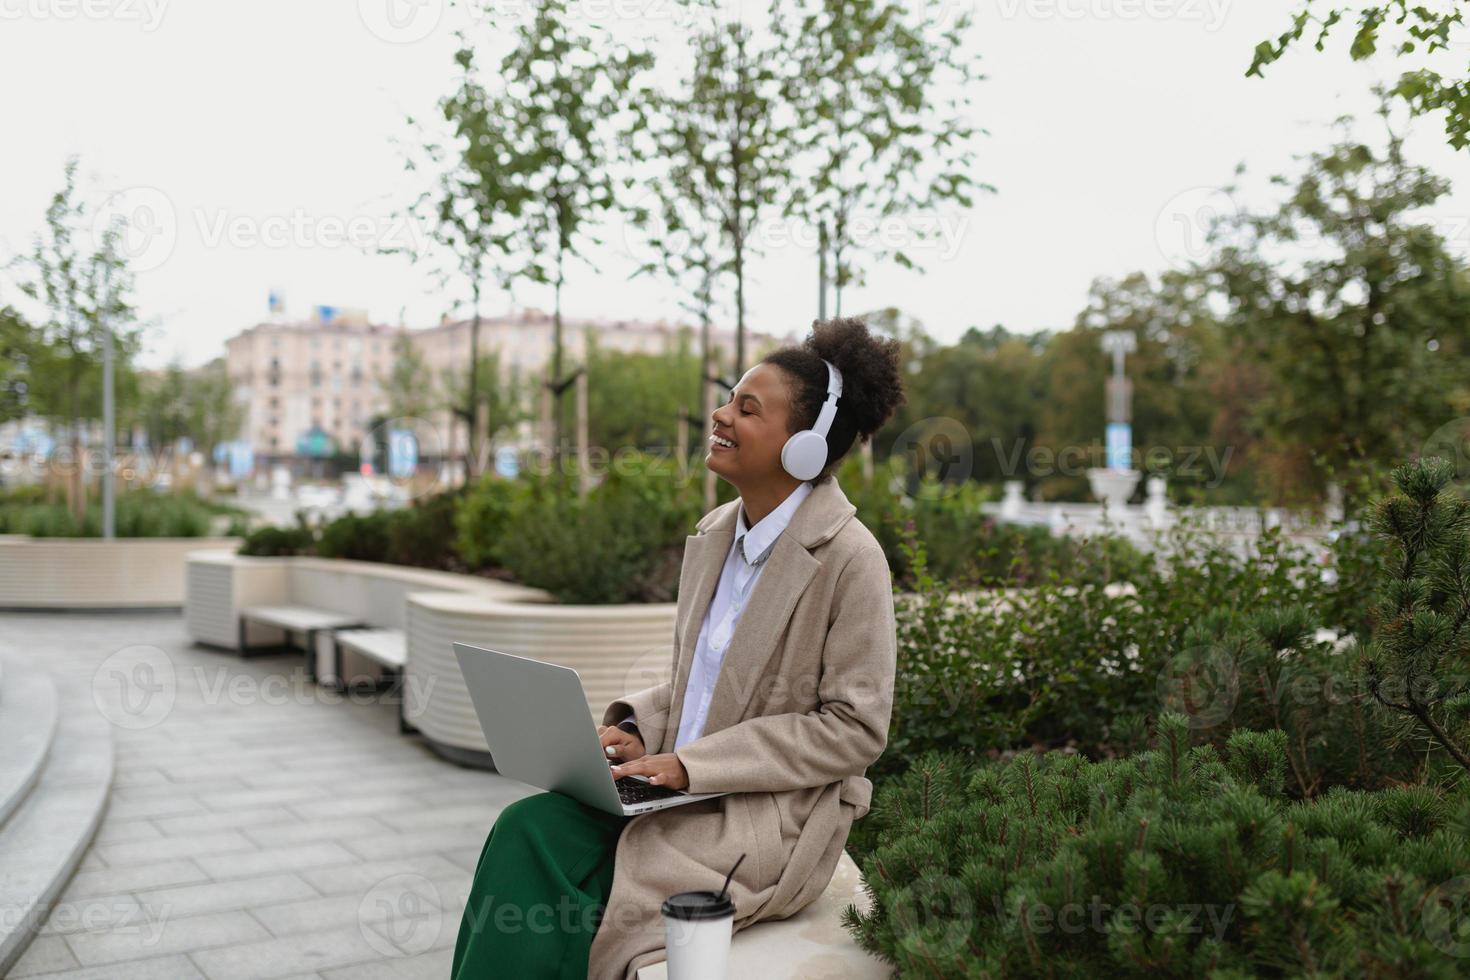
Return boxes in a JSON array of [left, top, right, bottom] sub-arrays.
[[225, 304, 795, 467]]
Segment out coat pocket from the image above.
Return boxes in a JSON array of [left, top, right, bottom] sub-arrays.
[[742, 791, 785, 890]]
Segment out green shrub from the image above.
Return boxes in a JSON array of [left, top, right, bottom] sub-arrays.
[[316, 511, 392, 563], [0, 488, 226, 537], [493, 453, 703, 604], [454, 475, 532, 571], [385, 489, 465, 569], [237, 522, 314, 557], [844, 714, 1470, 978]]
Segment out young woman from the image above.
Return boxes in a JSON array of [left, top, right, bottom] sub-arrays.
[[450, 316, 906, 980]]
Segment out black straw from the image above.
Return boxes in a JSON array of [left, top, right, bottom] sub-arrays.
[[717, 852, 746, 902]]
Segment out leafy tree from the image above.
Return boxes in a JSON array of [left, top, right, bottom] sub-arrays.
[[388, 41, 531, 480], [0, 305, 33, 425], [437, 347, 525, 474], [773, 0, 987, 317], [486, 1, 653, 460], [1248, 3, 1470, 150], [662, 0, 794, 378], [11, 156, 148, 522], [581, 329, 702, 455], [377, 330, 435, 421], [1205, 123, 1470, 507]]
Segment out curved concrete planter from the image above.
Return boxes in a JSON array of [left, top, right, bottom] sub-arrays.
[[0, 535, 242, 608], [184, 551, 676, 761], [404, 590, 676, 758]]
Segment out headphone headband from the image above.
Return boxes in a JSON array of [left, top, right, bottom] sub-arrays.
[[811, 358, 843, 439]]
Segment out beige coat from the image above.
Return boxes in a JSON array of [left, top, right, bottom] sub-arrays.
[[589, 473, 897, 980]]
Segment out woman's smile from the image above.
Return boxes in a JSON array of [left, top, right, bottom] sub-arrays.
[[709, 430, 737, 452]]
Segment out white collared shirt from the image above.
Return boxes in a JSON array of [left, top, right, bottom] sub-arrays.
[[671, 481, 814, 751]]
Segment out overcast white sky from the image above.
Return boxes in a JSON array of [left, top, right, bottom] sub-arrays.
[[1, 0, 1467, 370]]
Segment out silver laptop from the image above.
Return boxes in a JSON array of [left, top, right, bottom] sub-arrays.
[[452, 642, 730, 816]]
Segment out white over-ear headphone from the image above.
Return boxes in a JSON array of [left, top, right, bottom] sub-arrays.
[[780, 358, 843, 482]]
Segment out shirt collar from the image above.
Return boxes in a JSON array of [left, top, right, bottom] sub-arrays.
[[735, 481, 814, 568]]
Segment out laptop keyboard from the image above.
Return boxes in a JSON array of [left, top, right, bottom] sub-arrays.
[[615, 776, 683, 806]]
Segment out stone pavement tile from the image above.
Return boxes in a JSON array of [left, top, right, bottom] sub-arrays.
[[103, 794, 209, 822], [203, 785, 334, 811], [153, 805, 298, 836], [65, 909, 270, 967], [110, 768, 170, 788], [38, 892, 149, 936], [90, 819, 164, 845], [17, 953, 207, 979], [133, 873, 319, 919], [375, 801, 506, 833], [112, 780, 249, 802], [243, 815, 391, 849], [74, 851, 107, 871], [341, 825, 488, 862], [65, 859, 211, 898], [291, 794, 438, 821], [321, 948, 453, 980], [250, 885, 443, 939], [188, 923, 390, 980], [302, 855, 463, 896], [7, 935, 79, 976], [240, 762, 436, 791], [414, 784, 529, 808], [194, 842, 359, 881], [95, 830, 255, 868]]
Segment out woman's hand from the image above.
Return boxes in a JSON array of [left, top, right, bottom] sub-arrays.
[[597, 724, 646, 763], [609, 752, 689, 790]]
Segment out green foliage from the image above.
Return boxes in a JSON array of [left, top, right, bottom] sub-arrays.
[[385, 489, 465, 569], [1248, 5, 1470, 150], [490, 453, 703, 604], [315, 511, 393, 563], [237, 521, 314, 557], [844, 716, 1470, 977], [0, 487, 231, 538], [1360, 457, 1470, 775]]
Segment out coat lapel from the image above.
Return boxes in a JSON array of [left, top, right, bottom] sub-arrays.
[[660, 476, 857, 752]]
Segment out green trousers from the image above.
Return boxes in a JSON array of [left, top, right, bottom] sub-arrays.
[[451, 791, 630, 980]]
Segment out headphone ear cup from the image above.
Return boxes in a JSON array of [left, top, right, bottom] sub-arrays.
[[781, 431, 825, 481]]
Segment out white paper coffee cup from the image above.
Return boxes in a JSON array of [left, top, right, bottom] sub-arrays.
[[661, 889, 735, 980]]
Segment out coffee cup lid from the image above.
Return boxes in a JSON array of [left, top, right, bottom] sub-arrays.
[[661, 890, 735, 921]]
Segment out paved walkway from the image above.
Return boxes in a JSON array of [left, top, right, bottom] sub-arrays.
[[3, 610, 535, 979]]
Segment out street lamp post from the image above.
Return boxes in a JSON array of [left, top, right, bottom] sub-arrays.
[[1087, 329, 1141, 514]]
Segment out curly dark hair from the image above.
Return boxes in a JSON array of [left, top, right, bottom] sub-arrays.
[[761, 316, 907, 484]]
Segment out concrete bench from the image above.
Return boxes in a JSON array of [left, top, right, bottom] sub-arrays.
[[237, 604, 369, 684], [331, 628, 415, 734], [635, 850, 885, 979]]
